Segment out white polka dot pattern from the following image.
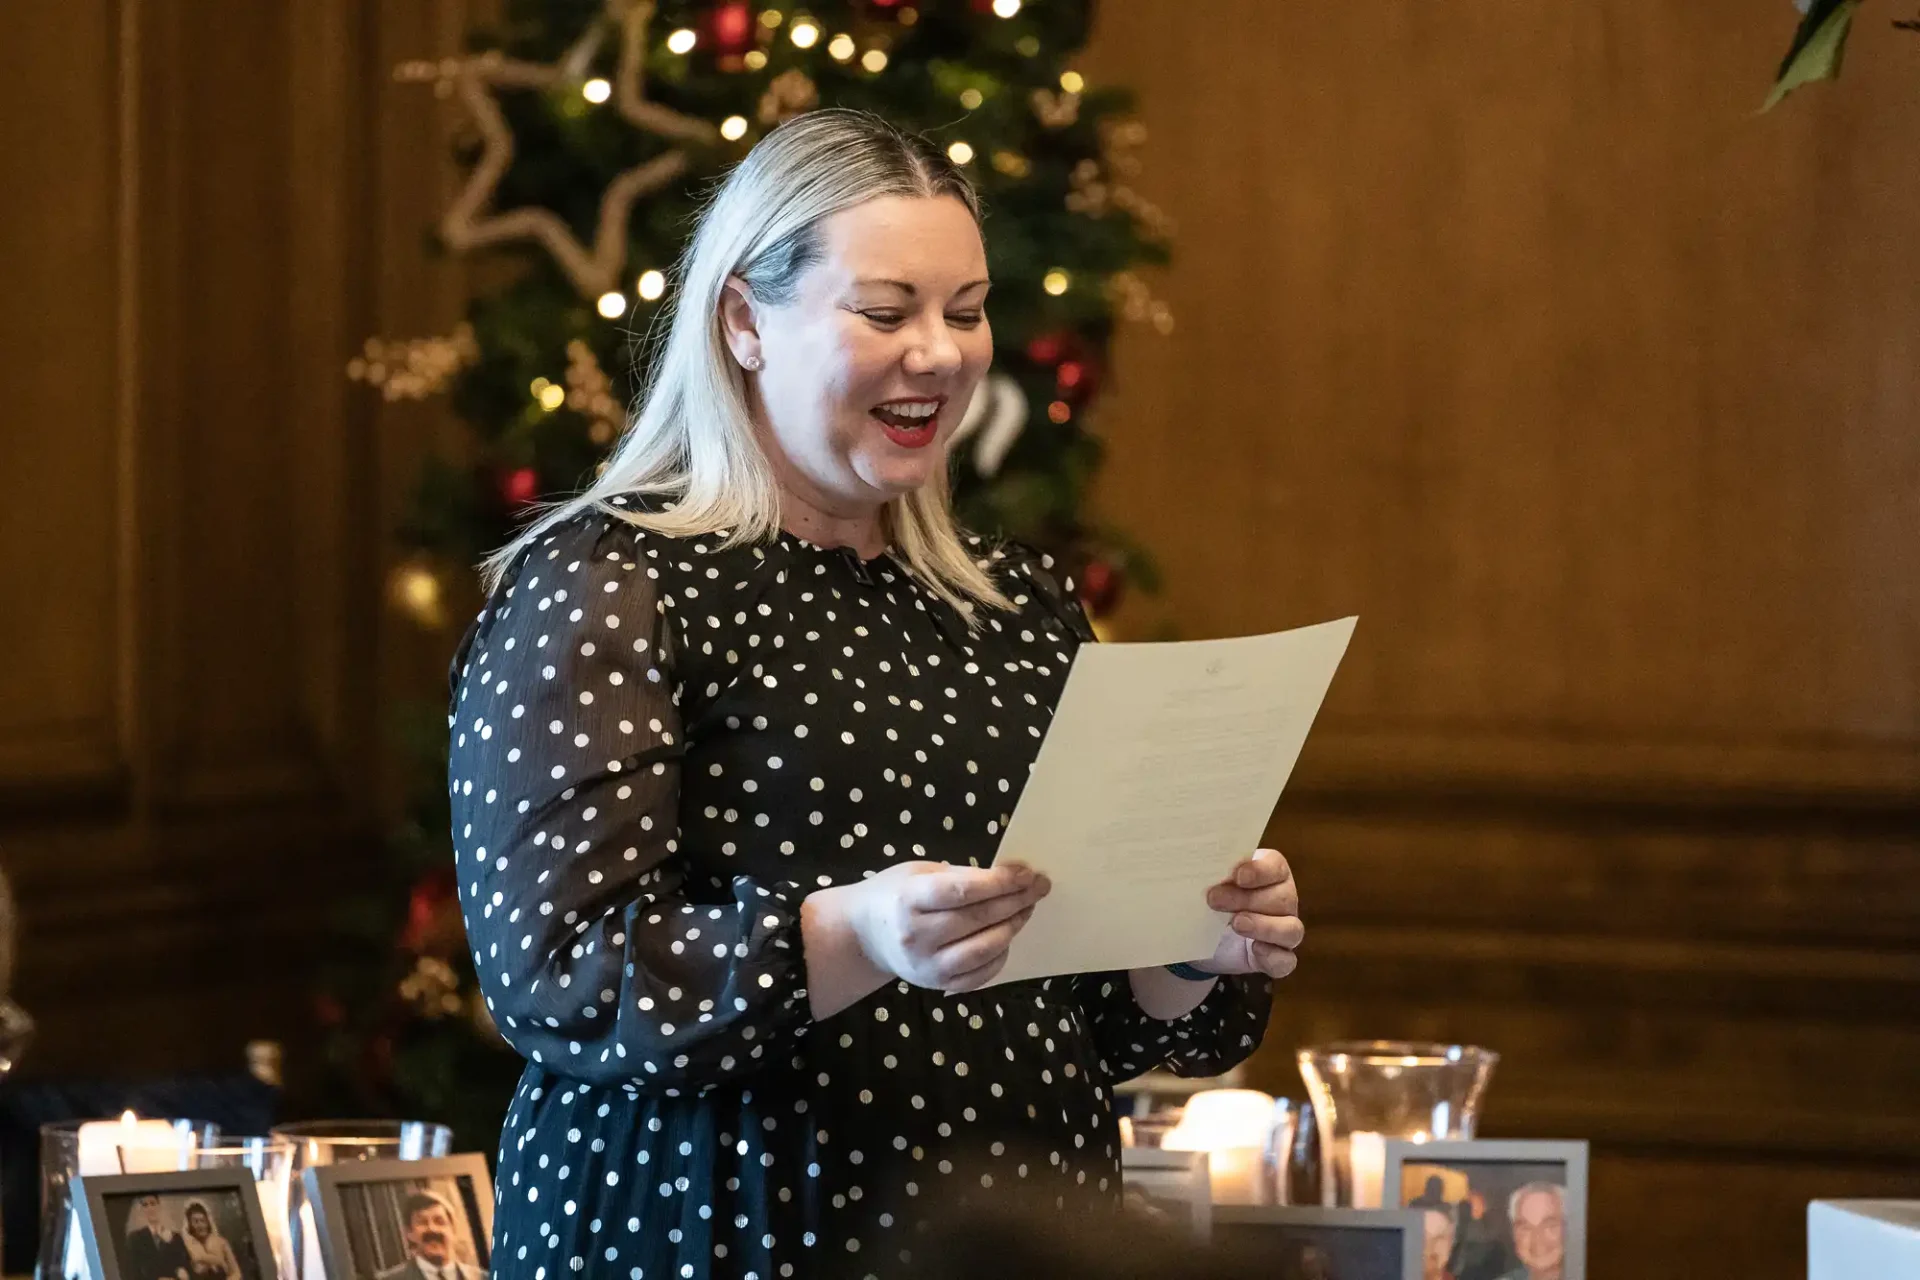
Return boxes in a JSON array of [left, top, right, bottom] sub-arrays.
[[448, 507, 1272, 1278]]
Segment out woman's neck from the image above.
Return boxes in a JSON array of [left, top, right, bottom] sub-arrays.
[[778, 486, 888, 559]]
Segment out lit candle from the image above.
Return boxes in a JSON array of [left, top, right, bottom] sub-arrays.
[[1162, 1089, 1276, 1204], [78, 1111, 181, 1174], [1203, 1145, 1269, 1205], [1347, 1130, 1387, 1208], [68, 1114, 186, 1278]]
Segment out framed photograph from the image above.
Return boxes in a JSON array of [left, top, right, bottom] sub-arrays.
[[1119, 1147, 1212, 1240], [1209, 1205, 1423, 1280], [74, 1168, 280, 1280], [305, 1154, 493, 1280], [1382, 1139, 1589, 1280]]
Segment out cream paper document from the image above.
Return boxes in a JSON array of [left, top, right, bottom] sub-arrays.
[[989, 616, 1356, 985]]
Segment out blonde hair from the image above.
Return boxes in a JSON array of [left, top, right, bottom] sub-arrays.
[[482, 108, 1010, 614]]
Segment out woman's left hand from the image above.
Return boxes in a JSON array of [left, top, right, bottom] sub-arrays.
[[1198, 847, 1303, 980]]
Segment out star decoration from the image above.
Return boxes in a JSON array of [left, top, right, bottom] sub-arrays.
[[396, 0, 719, 300]]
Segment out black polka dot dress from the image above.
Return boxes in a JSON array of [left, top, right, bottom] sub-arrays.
[[448, 504, 1272, 1279]]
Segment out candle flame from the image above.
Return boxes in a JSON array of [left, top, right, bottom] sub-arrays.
[[120, 1110, 139, 1124]]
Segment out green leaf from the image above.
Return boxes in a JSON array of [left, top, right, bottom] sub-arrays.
[[1764, 0, 1863, 111]]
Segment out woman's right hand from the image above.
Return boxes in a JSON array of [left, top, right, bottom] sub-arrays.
[[800, 861, 1051, 1017]]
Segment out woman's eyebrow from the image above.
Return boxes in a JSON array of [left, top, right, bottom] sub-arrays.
[[853, 277, 992, 294]]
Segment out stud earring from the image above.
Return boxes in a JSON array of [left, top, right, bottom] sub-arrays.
[[743, 355, 763, 372]]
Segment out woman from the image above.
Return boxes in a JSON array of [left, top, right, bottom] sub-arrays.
[[180, 1201, 242, 1280], [451, 109, 1304, 1279]]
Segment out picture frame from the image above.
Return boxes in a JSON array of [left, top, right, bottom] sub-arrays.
[[1119, 1147, 1213, 1240], [305, 1154, 494, 1280], [1209, 1205, 1423, 1280], [74, 1168, 281, 1280], [1382, 1138, 1590, 1280]]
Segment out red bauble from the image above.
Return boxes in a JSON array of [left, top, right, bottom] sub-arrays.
[[1026, 332, 1067, 365], [400, 867, 458, 954], [1057, 355, 1105, 405], [709, 1, 754, 54], [1079, 557, 1124, 618], [501, 466, 539, 509]]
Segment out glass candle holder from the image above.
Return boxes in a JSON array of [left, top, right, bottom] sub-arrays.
[[1296, 1041, 1498, 1209], [38, 1117, 221, 1280], [269, 1120, 454, 1280], [1263, 1097, 1304, 1206], [128, 1138, 298, 1279]]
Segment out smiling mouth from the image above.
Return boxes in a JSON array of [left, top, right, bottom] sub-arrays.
[[871, 398, 943, 448]]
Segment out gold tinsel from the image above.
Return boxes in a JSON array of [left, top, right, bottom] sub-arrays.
[[1064, 119, 1175, 241], [566, 340, 626, 445], [347, 325, 479, 402], [1105, 270, 1176, 335], [758, 69, 819, 126], [398, 955, 465, 1020], [1029, 87, 1081, 129]]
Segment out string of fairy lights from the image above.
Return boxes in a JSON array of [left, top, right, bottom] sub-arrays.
[[358, 0, 1159, 416], [575, 3, 1088, 325], [358, 0, 1173, 629], [355, 0, 1175, 422]]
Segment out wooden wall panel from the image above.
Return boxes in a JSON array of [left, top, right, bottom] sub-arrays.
[[0, 0, 380, 1076], [1081, 4, 1920, 1277], [1085, 1, 1920, 780], [0, 0, 129, 794], [137, 0, 353, 807]]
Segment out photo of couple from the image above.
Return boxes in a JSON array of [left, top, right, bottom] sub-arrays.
[[109, 1191, 262, 1280], [1402, 1162, 1570, 1280]]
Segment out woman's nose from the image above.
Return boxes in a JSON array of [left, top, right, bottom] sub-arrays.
[[904, 319, 964, 376]]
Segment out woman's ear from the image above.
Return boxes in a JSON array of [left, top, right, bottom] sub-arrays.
[[719, 275, 763, 370]]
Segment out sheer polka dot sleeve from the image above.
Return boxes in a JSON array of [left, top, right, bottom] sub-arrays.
[[449, 516, 810, 1093], [1072, 971, 1273, 1082]]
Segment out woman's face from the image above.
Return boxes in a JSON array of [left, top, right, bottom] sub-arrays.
[[186, 1207, 210, 1240], [725, 193, 993, 519]]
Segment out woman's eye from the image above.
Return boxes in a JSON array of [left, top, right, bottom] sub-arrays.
[[859, 309, 984, 328]]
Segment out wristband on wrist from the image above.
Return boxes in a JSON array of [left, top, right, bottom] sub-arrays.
[[1163, 962, 1215, 982]]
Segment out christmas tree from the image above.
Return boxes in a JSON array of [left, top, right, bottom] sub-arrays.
[[327, 0, 1174, 1147]]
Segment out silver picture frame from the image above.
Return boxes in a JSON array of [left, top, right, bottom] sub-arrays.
[[1210, 1205, 1423, 1280], [1120, 1146, 1213, 1241], [74, 1167, 281, 1280], [1382, 1138, 1590, 1280], [305, 1153, 495, 1280]]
